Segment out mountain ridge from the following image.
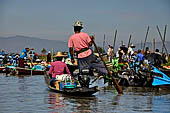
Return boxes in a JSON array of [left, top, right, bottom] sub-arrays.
[[0, 35, 68, 54]]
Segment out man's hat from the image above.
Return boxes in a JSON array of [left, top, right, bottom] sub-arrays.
[[73, 20, 83, 28]]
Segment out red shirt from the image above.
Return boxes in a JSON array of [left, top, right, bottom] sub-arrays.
[[48, 61, 71, 78]]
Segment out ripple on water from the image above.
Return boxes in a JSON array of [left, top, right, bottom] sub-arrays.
[[0, 74, 170, 113]]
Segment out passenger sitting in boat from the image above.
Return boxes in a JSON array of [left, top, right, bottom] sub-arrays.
[[48, 52, 72, 87]]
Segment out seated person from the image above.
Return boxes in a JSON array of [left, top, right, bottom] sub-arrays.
[[48, 52, 72, 87]]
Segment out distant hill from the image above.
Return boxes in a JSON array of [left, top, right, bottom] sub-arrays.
[[0, 35, 68, 54], [0, 35, 170, 54]]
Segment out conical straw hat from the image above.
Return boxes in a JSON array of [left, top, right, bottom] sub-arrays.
[[54, 51, 67, 57]]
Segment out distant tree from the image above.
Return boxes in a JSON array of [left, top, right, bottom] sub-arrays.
[[41, 48, 47, 55], [94, 46, 105, 53]]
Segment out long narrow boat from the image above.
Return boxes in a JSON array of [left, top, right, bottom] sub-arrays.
[[6, 67, 44, 75], [0, 67, 5, 73], [44, 70, 99, 96]]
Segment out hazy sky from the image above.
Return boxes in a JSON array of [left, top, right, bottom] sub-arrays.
[[0, 0, 170, 46]]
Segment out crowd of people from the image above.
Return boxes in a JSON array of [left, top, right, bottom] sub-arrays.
[[106, 43, 168, 71]]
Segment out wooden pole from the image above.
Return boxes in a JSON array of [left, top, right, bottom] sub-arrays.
[[162, 25, 167, 53], [156, 25, 169, 57], [152, 29, 155, 52], [121, 40, 123, 46], [91, 36, 123, 94], [152, 38, 155, 53], [127, 34, 132, 48], [51, 48, 54, 62], [103, 34, 106, 53], [113, 30, 117, 54], [143, 26, 149, 51], [141, 40, 143, 49]]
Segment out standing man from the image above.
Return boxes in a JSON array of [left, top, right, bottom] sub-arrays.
[[136, 49, 145, 65], [68, 20, 108, 82], [107, 45, 113, 62], [47, 51, 51, 63], [19, 48, 33, 68]]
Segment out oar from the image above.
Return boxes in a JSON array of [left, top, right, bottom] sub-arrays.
[[90, 36, 123, 94]]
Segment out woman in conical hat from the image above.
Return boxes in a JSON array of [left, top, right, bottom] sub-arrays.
[[55, 51, 67, 57], [49, 51, 72, 87]]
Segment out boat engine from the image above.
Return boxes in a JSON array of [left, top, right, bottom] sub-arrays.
[[78, 69, 90, 88]]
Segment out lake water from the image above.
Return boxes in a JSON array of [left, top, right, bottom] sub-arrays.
[[0, 73, 170, 113]]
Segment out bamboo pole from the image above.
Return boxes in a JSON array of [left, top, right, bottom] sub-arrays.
[[103, 34, 106, 53], [113, 30, 117, 54], [152, 38, 155, 53], [91, 36, 123, 94], [51, 48, 54, 62], [152, 29, 155, 52], [162, 25, 167, 53], [156, 25, 169, 57], [141, 40, 143, 49], [127, 34, 132, 48], [121, 40, 123, 46], [143, 26, 149, 51]]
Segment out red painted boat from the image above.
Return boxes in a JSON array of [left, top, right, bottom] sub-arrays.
[[0, 67, 5, 73]]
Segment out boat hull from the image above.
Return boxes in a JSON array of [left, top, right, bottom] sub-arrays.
[[44, 70, 99, 96]]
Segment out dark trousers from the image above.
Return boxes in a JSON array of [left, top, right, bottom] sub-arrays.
[[78, 54, 108, 75], [18, 58, 24, 68]]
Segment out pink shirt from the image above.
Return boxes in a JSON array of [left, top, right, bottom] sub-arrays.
[[48, 61, 71, 78], [68, 32, 92, 58]]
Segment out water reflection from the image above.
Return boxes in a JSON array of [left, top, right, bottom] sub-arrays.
[[46, 90, 98, 113], [48, 92, 65, 112]]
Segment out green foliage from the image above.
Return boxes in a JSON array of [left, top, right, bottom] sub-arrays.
[[162, 57, 170, 66]]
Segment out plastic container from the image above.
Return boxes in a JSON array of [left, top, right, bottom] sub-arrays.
[[59, 82, 63, 90], [55, 81, 60, 90], [64, 82, 76, 88]]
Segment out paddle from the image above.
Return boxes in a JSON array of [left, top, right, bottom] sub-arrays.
[[152, 66, 170, 86], [90, 36, 123, 94]]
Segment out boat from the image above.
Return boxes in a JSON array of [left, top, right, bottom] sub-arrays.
[[117, 65, 170, 88], [0, 67, 6, 73], [6, 66, 45, 75], [44, 70, 99, 96]]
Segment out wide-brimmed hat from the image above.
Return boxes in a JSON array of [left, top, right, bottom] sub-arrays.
[[54, 51, 67, 57]]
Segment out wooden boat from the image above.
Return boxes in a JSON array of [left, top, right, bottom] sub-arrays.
[[117, 66, 170, 88], [6, 67, 45, 75], [44, 70, 99, 96], [0, 67, 6, 73]]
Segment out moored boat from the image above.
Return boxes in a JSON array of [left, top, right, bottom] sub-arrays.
[[6, 66, 45, 75], [0, 67, 6, 73]]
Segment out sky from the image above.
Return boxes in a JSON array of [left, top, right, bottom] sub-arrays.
[[0, 0, 170, 47]]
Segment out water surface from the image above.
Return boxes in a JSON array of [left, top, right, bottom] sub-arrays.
[[0, 73, 170, 113]]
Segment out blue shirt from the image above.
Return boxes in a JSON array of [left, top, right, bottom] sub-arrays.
[[136, 53, 145, 62], [20, 49, 27, 59]]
